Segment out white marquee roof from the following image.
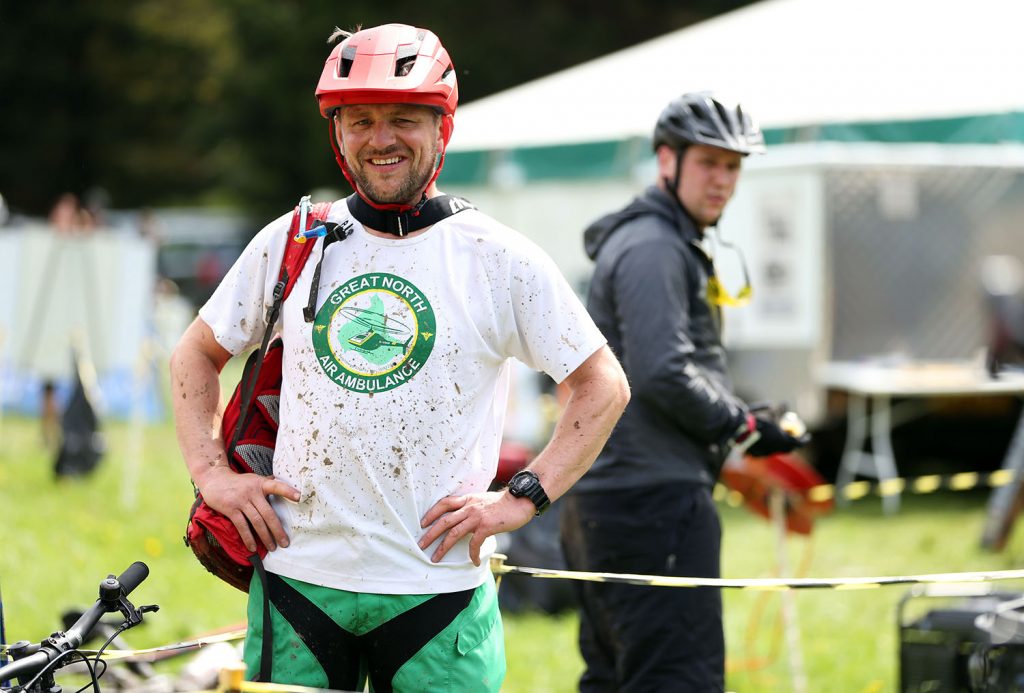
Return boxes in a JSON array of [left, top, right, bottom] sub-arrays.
[[448, 0, 1024, 152]]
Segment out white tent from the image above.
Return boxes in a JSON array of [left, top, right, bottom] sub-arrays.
[[440, 0, 1024, 424], [448, 0, 1024, 156]]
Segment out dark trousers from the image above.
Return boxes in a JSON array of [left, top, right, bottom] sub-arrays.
[[559, 483, 724, 693]]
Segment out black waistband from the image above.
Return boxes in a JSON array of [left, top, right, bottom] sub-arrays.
[[265, 572, 476, 692]]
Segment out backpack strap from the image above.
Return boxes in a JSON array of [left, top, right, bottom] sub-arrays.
[[242, 195, 333, 685], [251, 554, 274, 683], [230, 197, 333, 454]]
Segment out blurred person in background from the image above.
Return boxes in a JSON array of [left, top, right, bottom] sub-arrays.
[[559, 92, 808, 692], [48, 192, 80, 233], [48, 192, 95, 234], [170, 23, 628, 693], [40, 379, 60, 453]]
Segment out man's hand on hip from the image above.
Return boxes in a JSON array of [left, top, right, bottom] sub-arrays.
[[198, 465, 300, 554], [419, 491, 535, 566]]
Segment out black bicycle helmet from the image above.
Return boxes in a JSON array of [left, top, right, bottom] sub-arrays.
[[653, 91, 765, 155]]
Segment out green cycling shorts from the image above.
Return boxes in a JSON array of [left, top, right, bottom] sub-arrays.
[[243, 571, 505, 692]]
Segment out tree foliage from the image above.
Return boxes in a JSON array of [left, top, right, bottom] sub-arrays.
[[0, 0, 755, 223]]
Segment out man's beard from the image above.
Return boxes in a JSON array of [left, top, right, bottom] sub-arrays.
[[349, 146, 438, 206]]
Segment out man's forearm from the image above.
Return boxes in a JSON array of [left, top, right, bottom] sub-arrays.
[[525, 346, 629, 501], [170, 321, 232, 489]]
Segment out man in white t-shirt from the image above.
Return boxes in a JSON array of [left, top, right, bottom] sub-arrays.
[[170, 23, 629, 693]]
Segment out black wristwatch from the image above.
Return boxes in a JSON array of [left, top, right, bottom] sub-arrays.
[[507, 470, 550, 516]]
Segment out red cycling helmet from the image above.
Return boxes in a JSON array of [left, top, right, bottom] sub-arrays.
[[316, 24, 458, 118], [316, 24, 458, 212]]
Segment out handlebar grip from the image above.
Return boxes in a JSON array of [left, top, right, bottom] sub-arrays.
[[116, 561, 149, 596]]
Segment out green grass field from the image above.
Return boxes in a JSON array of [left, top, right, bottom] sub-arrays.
[[3, 406, 1024, 692]]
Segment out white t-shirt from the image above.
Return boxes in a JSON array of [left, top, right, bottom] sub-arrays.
[[200, 199, 606, 594]]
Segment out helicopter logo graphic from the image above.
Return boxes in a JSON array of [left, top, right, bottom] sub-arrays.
[[339, 305, 415, 354], [312, 273, 436, 393]]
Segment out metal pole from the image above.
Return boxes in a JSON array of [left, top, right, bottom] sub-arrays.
[[771, 488, 807, 693]]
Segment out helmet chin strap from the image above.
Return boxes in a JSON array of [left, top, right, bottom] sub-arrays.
[[327, 114, 454, 234], [664, 145, 707, 231]]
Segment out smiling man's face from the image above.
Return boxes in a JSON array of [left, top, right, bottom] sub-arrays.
[[335, 104, 443, 206]]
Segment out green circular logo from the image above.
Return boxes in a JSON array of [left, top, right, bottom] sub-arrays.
[[312, 273, 436, 393]]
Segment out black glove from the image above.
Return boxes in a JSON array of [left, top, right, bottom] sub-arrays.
[[747, 416, 806, 457]]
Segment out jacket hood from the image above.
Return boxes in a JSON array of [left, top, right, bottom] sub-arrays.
[[583, 185, 697, 260]]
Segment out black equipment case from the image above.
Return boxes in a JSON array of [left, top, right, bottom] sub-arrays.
[[899, 584, 1024, 692]]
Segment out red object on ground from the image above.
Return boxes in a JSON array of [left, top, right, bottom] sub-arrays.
[[494, 440, 534, 486], [720, 453, 833, 535]]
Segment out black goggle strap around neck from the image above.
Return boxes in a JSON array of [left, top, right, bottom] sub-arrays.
[[350, 193, 427, 237], [346, 193, 474, 238], [303, 222, 352, 323]]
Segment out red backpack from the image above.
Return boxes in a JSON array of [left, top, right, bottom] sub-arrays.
[[184, 197, 335, 592]]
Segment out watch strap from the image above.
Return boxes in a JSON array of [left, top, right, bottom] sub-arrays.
[[508, 470, 550, 516]]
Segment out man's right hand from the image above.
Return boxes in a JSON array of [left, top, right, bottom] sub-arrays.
[[198, 465, 300, 553], [747, 416, 809, 457]]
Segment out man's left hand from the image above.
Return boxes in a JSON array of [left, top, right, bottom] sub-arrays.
[[419, 491, 536, 566]]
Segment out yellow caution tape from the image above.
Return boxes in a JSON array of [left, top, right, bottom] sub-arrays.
[[8, 550, 1024, 666], [86, 628, 247, 661], [911, 475, 942, 494], [213, 682, 331, 693], [0, 629, 246, 661], [488, 554, 1024, 591], [719, 467, 1024, 504]]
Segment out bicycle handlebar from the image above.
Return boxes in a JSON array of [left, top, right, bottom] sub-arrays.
[[63, 562, 149, 647], [0, 652, 49, 688], [0, 562, 150, 689]]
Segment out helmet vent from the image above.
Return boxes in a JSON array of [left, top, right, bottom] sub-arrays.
[[711, 100, 732, 132], [339, 45, 357, 78], [395, 43, 420, 77], [395, 55, 416, 77]]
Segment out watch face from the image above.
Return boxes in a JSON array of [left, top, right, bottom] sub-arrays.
[[510, 471, 534, 495]]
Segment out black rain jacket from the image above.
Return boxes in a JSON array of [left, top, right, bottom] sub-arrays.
[[574, 185, 748, 491]]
